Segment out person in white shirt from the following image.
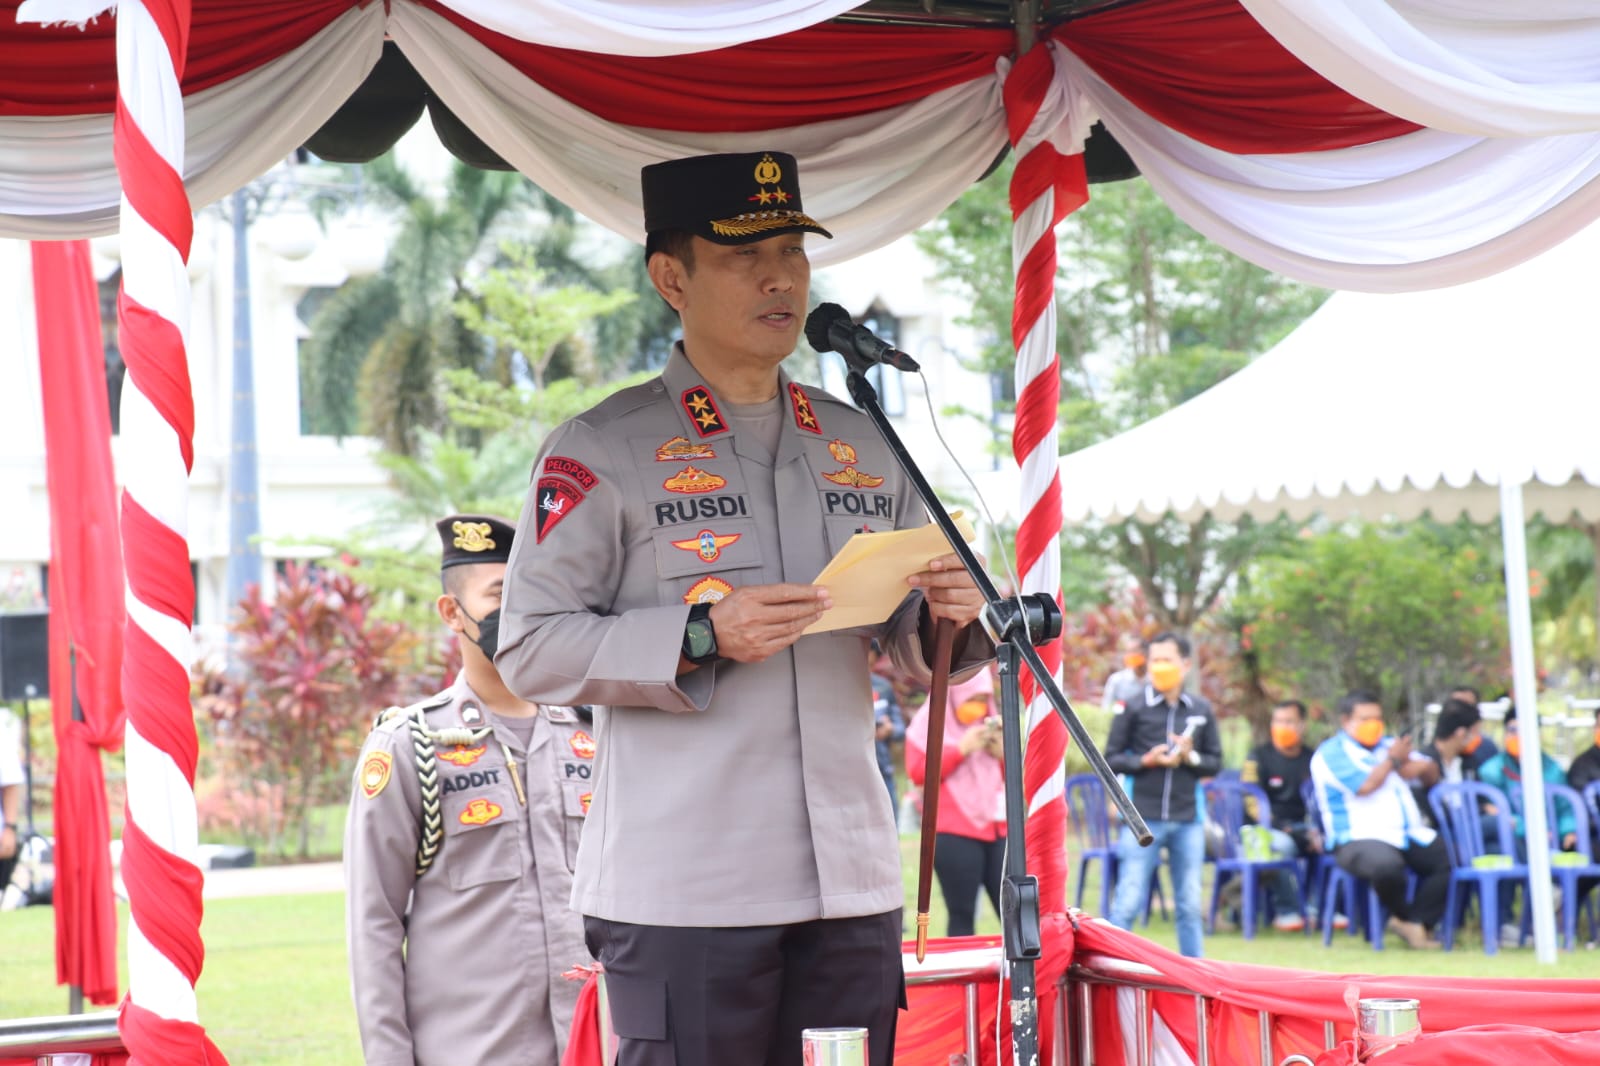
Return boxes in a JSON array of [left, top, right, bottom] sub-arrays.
[[1311, 691, 1448, 950], [1100, 631, 1148, 714], [0, 710, 25, 891]]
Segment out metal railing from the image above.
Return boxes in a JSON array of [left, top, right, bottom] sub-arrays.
[[0, 1013, 123, 1062], [1064, 952, 1340, 1066]]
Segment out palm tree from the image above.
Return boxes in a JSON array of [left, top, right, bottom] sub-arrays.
[[299, 155, 529, 455]]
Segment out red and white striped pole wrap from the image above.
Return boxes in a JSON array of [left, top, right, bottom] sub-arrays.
[[1000, 42, 1092, 916], [107, 0, 224, 1061]]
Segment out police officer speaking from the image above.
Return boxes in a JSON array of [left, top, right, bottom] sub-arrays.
[[345, 515, 593, 1064], [496, 150, 991, 1066]]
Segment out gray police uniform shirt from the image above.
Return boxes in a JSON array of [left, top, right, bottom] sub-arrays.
[[344, 676, 593, 1066], [497, 345, 990, 928]]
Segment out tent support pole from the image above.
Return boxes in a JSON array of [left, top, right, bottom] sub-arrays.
[[1499, 476, 1557, 964]]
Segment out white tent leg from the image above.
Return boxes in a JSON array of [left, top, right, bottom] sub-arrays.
[[1499, 476, 1556, 963]]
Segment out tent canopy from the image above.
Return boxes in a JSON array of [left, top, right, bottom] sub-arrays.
[[1059, 221, 1600, 526]]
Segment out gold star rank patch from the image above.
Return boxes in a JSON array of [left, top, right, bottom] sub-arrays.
[[360, 751, 392, 799], [789, 383, 822, 434], [671, 529, 742, 563], [681, 386, 727, 438]]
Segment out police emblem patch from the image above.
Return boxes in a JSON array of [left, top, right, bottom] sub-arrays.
[[544, 455, 598, 491], [570, 731, 596, 759], [789, 383, 822, 434], [663, 465, 727, 494], [437, 745, 486, 768], [684, 576, 733, 605], [681, 387, 727, 438], [671, 529, 741, 563], [360, 751, 392, 799], [827, 439, 857, 464], [458, 798, 503, 826], [656, 435, 717, 462], [822, 467, 886, 489], [535, 476, 585, 543]]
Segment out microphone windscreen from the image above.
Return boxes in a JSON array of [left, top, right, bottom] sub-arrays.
[[805, 302, 850, 353]]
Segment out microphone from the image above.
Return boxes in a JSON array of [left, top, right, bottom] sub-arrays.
[[804, 303, 920, 373]]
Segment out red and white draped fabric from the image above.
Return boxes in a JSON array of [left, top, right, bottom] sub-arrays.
[[11, 0, 1600, 1057]]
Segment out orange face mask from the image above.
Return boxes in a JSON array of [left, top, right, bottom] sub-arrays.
[[1462, 733, 1482, 755], [1592, 728, 1600, 749], [1504, 735, 1521, 760], [1123, 653, 1146, 670], [1148, 661, 1183, 693], [954, 698, 990, 726], [1352, 720, 1385, 748], [1270, 724, 1300, 751]]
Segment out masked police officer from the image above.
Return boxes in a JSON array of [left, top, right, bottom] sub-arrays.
[[346, 515, 594, 1064], [496, 151, 991, 1066]]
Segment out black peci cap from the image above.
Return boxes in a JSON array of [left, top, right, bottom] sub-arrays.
[[436, 514, 515, 570], [642, 151, 832, 247]]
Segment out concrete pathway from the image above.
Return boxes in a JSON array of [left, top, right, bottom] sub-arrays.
[[201, 861, 345, 900]]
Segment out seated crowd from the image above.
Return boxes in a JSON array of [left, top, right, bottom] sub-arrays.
[[1097, 636, 1600, 954]]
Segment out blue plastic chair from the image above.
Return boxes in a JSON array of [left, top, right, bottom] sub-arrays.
[[1543, 784, 1600, 950], [1429, 780, 1530, 954], [1319, 866, 1394, 949], [1065, 773, 1166, 923], [1203, 780, 1304, 938], [1298, 777, 1333, 929]]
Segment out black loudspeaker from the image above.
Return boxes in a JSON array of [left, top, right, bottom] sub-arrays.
[[0, 611, 50, 702]]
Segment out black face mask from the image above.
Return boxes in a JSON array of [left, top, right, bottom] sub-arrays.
[[455, 601, 501, 661]]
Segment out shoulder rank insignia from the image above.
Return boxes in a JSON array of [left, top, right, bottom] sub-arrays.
[[684, 576, 733, 604], [663, 465, 727, 494], [671, 528, 741, 563], [458, 798, 503, 826], [681, 386, 727, 438], [656, 435, 717, 462], [437, 745, 486, 768], [535, 476, 586, 543], [452, 521, 495, 552], [360, 751, 392, 799], [460, 701, 485, 727], [570, 731, 596, 759], [827, 439, 857, 464], [823, 467, 886, 489], [544, 455, 599, 491], [789, 383, 822, 434]]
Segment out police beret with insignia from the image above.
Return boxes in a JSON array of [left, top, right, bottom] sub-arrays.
[[436, 514, 515, 570], [642, 151, 833, 247]]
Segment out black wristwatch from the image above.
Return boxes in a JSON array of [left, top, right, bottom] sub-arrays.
[[682, 603, 719, 665]]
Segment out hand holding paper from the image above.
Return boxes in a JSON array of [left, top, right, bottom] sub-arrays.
[[804, 512, 978, 635]]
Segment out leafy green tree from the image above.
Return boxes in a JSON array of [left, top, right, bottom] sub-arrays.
[[1237, 523, 1507, 721], [916, 163, 1321, 630], [300, 155, 530, 454]]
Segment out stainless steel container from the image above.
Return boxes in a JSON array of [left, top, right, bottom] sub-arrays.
[[801, 1026, 869, 1066], [1357, 997, 1421, 1040]]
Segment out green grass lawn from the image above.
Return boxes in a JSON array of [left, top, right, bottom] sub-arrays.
[[2, 837, 1597, 1063]]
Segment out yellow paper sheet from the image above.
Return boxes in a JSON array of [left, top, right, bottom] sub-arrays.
[[803, 511, 977, 634]]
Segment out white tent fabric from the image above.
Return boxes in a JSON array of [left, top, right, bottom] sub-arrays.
[[1240, 0, 1600, 138], [1058, 219, 1600, 525]]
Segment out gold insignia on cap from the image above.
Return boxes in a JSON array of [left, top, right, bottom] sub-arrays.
[[452, 521, 496, 552], [754, 153, 783, 186]]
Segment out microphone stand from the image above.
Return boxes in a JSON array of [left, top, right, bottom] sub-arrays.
[[844, 366, 1152, 1066]]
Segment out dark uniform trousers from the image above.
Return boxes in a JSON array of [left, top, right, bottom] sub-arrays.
[[586, 910, 906, 1066]]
